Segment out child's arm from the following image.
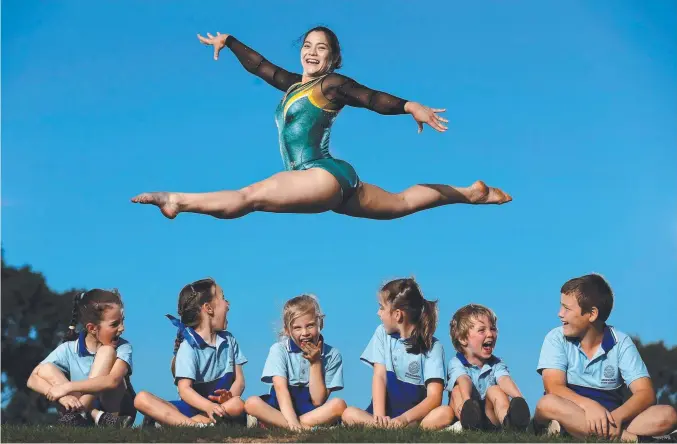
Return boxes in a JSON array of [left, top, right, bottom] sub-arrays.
[[302, 339, 330, 406], [27, 365, 55, 396], [497, 375, 523, 398], [371, 363, 389, 418], [46, 359, 129, 400], [395, 379, 444, 426], [611, 377, 655, 428], [229, 364, 245, 397], [272, 375, 303, 430], [177, 378, 226, 422]]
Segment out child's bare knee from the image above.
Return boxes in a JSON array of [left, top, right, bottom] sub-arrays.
[[134, 391, 151, 410], [244, 396, 262, 414], [535, 394, 560, 416], [330, 398, 347, 415], [341, 407, 359, 423], [655, 405, 677, 430], [95, 345, 117, 360]]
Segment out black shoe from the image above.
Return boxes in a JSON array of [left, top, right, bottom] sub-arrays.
[[142, 414, 159, 429], [97, 412, 133, 428], [503, 397, 530, 431], [460, 399, 482, 430], [57, 412, 91, 427], [637, 431, 677, 443]]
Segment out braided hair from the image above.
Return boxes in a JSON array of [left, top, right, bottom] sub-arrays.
[[170, 278, 216, 376], [64, 289, 123, 342]]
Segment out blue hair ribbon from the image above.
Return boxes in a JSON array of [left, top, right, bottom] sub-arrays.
[[165, 314, 199, 352]]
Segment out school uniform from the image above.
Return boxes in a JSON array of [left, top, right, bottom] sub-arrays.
[[447, 352, 511, 400], [360, 325, 446, 418], [537, 325, 650, 411], [170, 327, 247, 419], [260, 336, 343, 416], [41, 331, 136, 417]]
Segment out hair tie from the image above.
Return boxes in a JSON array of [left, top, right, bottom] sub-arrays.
[[165, 314, 199, 353], [68, 325, 75, 330]]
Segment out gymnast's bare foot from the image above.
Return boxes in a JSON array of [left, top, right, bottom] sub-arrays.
[[131, 192, 181, 219], [467, 180, 512, 205]]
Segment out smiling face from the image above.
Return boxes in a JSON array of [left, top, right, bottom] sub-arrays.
[[461, 314, 498, 362], [300, 30, 332, 77], [287, 312, 320, 347], [89, 304, 125, 346], [558, 292, 596, 338]]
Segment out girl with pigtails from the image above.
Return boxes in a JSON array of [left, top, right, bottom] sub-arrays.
[[27, 289, 136, 427], [342, 278, 450, 430], [134, 278, 247, 427]]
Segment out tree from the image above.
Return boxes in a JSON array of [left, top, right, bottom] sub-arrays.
[[633, 337, 677, 408], [1, 251, 83, 424]]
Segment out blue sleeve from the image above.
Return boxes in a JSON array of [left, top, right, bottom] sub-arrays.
[[230, 335, 248, 366], [423, 340, 447, 384], [359, 325, 386, 367], [617, 337, 650, 386], [493, 360, 511, 380], [115, 341, 133, 375], [537, 328, 568, 374], [261, 343, 288, 384], [324, 348, 344, 391], [174, 342, 198, 383], [447, 356, 469, 391], [41, 342, 71, 375]]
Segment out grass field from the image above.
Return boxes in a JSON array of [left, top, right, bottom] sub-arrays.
[[0, 423, 607, 443]]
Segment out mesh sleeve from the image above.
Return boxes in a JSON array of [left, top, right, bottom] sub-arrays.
[[225, 36, 302, 92], [320, 73, 408, 115]]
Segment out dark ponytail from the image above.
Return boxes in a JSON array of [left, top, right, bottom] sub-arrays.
[[381, 278, 439, 354], [64, 292, 83, 342]]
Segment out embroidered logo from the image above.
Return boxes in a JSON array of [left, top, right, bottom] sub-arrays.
[[601, 365, 617, 384], [408, 362, 420, 374]]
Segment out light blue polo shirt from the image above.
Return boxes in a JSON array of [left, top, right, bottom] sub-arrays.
[[41, 332, 133, 382], [447, 352, 510, 400], [261, 336, 343, 391], [361, 324, 447, 388], [174, 329, 247, 397], [536, 325, 650, 410]]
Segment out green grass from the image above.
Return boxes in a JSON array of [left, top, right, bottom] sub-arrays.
[[0, 424, 607, 443]]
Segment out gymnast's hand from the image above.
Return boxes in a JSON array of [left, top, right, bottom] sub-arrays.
[[404, 102, 448, 133], [197, 32, 230, 60]]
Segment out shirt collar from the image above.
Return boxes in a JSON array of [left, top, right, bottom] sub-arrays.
[[456, 352, 499, 373], [568, 324, 617, 355], [184, 328, 226, 350], [77, 331, 94, 357]]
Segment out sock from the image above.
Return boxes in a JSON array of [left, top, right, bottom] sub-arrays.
[[93, 410, 104, 425]]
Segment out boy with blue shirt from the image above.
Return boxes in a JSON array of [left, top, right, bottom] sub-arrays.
[[445, 304, 530, 431], [534, 274, 677, 442]]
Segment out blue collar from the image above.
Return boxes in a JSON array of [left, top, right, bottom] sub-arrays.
[[567, 324, 617, 354], [456, 352, 500, 368], [601, 325, 617, 353], [287, 335, 325, 354], [165, 314, 225, 352], [77, 331, 94, 357]]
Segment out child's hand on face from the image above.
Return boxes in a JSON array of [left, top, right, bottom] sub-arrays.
[[207, 389, 232, 404], [300, 338, 323, 363], [57, 395, 83, 412]]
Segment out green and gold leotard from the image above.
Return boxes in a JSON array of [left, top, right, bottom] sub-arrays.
[[225, 36, 409, 204]]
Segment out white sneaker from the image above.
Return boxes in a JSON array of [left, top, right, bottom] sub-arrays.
[[546, 420, 561, 436], [246, 414, 258, 429], [443, 421, 464, 433]]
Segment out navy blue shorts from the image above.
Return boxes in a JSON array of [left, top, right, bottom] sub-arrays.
[[261, 385, 316, 417]]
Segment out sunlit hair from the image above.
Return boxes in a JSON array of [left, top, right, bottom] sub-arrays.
[[381, 278, 438, 354], [449, 304, 498, 352], [280, 294, 325, 338]]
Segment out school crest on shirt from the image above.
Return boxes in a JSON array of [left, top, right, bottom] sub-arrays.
[[601, 365, 617, 385], [405, 361, 421, 380]]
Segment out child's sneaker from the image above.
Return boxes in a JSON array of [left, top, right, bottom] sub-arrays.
[[460, 399, 482, 430], [532, 418, 561, 436], [142, 415, 162, 429], [502, 397, 530, 431], [97, 412, 133, 428], [246, 414, 258, 429], [443, 421, 464, 433], [57, 412, 90, 427], [637, 430, 677, 443]]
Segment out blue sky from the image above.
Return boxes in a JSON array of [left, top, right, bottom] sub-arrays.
[[3, 0, 675, 423]]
